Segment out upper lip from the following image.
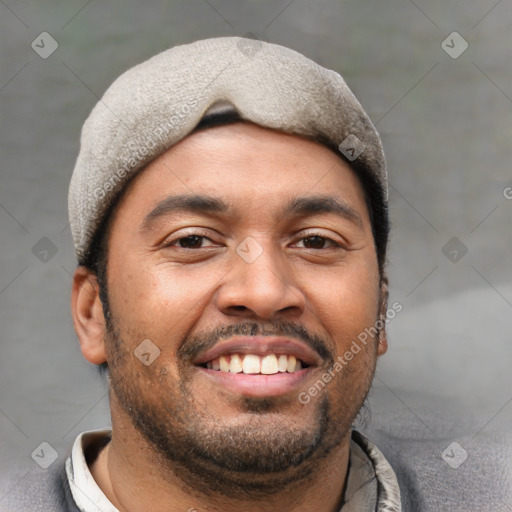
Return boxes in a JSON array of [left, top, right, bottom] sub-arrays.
[[193, 336, 322, 367]]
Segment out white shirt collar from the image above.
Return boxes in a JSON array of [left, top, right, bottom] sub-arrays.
[[65, 428, 118, 512], [343, 430, 402, 511]]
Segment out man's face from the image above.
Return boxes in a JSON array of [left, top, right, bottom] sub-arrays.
[[101, 122, 386, 494]]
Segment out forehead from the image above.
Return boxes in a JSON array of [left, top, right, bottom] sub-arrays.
[[113, 122, 370, 226]]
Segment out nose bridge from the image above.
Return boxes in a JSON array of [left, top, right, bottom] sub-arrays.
[[238, 236, 285, 286], [217, 235, 304, 318]]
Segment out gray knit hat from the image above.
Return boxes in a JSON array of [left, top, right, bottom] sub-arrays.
[[69, 36, 387, 263]]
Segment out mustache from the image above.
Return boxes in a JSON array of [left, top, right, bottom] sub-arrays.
[[177, 320, 333, 365]]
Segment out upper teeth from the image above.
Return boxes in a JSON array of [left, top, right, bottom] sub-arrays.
[[205, 354, 303, 374]]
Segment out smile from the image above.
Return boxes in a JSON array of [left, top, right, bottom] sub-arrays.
[[193, 336, 320, 397]]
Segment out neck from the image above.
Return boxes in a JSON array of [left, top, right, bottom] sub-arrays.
[[90, 400, 351, 512]]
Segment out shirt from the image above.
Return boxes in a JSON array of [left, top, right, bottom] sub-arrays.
[[65, 428, 401, 512]]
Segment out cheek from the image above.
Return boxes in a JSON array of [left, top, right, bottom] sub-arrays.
[[308, 259, 381, 343], [107, 258, 221, 346]]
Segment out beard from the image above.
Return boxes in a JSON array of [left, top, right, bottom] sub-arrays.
[[104, 319, 375, 498]]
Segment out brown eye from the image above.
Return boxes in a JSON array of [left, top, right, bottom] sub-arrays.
[[174, 235, 207, 248], [297, 235, 339, 249]]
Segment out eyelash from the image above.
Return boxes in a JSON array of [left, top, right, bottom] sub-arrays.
[[165, 231, 342, 250]]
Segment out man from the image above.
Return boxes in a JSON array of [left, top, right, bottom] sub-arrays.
[[5, 35, 511, 512], [63, 36, 400, 511]]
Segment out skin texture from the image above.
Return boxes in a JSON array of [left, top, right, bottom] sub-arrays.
[[71, 122, 388, 512]]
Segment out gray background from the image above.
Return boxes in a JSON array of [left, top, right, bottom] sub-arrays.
[[1, 0, 511, 506]]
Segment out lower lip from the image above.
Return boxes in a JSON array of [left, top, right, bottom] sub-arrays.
[[197, 367, 313, 397]]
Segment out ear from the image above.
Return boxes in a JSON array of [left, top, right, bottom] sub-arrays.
[[71, 266, 107, 365], [377, 274, 389, 356]]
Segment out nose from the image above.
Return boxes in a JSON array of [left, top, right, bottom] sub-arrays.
[[215, 238, 306, 320]]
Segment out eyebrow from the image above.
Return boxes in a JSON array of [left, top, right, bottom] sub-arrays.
[[141, 195, 229, 231], [284, 195, 363, 228], [141, 193, 362, 231]]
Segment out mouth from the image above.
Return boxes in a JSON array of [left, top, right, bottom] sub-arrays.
[[193, 336, 321, 398]]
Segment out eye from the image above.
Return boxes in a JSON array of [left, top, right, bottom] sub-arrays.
[[165, 233, 217, 249], [294, 234, 341, 249]]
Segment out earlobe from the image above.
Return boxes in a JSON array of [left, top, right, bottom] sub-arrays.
[[71, 266, 107, 365], [377, 332, 388, 356]]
